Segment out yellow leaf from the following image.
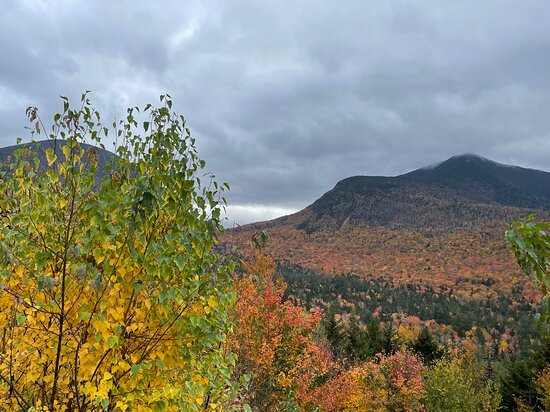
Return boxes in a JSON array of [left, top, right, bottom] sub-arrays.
[[45, 148, 57, 166], [61, 145, 72, 161], [207, 295, 218, 308], [116, 401, 129, 412]]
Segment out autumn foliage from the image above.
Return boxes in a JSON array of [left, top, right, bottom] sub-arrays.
[[227, 251, 335, 410], [305, 352, 426, 412], [225, 222, 540, 303], [0, 95, 237, 411], [0, 93, 546, 411], [228, 249, 434, 411]]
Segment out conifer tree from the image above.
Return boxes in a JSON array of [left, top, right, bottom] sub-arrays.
[[364, 317, 383, 358], [409, 326, 443, 365], [380, 322, 398, 355]]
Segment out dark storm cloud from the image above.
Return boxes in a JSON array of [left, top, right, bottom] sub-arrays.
[[1, 0, 550, 224]]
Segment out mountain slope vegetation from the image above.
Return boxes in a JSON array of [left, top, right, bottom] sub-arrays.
[[225, 154, 549, 349]]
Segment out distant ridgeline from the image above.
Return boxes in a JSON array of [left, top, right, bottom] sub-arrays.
[[0, 139, 116, 181], [225, 154, 550, 350], [275, 154, 550, 232]]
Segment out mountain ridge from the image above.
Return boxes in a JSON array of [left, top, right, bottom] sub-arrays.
[[262, 154, 550, 232]]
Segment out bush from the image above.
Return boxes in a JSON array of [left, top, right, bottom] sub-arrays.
[[227, 251, 336, 411], [425, 351, 501, 412]]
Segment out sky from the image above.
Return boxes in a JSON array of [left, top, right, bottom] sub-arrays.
[[2, 0, 550, 225]]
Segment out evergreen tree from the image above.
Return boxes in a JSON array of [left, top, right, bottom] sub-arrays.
[[323, 309, 347, 357], [380, 322, 398, 355], [500, 359, 541, 411], [347, 316, 367, 360], [499, 337, 550, 411], [409, 326, 443, 365], [364, 317, 383, 358]]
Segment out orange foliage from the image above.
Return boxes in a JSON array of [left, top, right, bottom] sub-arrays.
[[304, 352, 426, 411], [227, 251, 431, 411], [227, 251, 336, 411], [225, 223, 541, 303]]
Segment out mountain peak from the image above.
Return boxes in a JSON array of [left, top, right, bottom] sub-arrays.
[[291, 154, 550, 232], [451, 153, 487, 160], [419, 153, 489, 171], [405, 153, 517, 180], [438, 153, 511, 168]]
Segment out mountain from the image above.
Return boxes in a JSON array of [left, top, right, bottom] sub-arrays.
[[0, 139, 116, 180], [225, 154, 549, 303], [405, 154, 550, 206], [266, 154, 550, 232]]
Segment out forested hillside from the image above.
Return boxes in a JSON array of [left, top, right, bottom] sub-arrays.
[[268, 154, 550, 232], [280, 266, 535, 355], [223, 154, 550, 409], [226, 155, 550, 309]]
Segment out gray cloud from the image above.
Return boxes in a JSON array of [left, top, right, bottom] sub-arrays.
[[2, 0, 550, 224]]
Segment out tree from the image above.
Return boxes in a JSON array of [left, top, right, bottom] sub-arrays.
[[424, 350, 501, 412], [346, 316, 367, 360], [363, 317, 383, 359], [380, 322, 398, 356], [499, 337, 549, 411], [408, 326, 443, 365], [0, 94, 238, 410], [227, 250, 336, 411], [306, 352, 427, 411], [322, 308, 346, 358], [499, 359, 541, 411], [506, 215, 550, 335]]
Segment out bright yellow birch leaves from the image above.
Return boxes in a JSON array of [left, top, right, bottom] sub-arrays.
[[0, 94, 237, 411]]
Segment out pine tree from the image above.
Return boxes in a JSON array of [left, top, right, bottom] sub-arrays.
[[347, 316, 367, 360], [409, 326, 443, 365], [323, 309, 347, 357], [499, 337, 549, 411], [380, 322, 398, 355], [364, 317, 383, 358]]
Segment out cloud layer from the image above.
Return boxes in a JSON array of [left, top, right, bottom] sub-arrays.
[[2, 0, 550, 224]]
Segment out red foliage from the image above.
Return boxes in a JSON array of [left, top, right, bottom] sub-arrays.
[[227, 252, 337, 411], [304, 352, 427, 412]]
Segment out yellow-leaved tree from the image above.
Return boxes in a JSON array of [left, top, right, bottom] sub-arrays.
[[0, 94, 238, 411]]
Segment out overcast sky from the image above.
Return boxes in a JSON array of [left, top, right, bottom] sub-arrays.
[[2, 1, 550, 225]]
